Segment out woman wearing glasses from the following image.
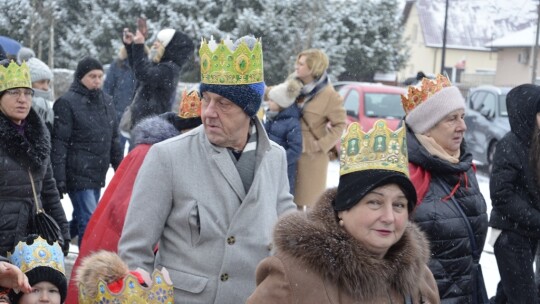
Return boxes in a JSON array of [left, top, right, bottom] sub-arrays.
[[0, 60, 69, 257]]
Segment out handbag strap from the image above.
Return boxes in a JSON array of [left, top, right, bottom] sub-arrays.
[[300, 115, 320, 141], [436, 178, 480, 259], [27, 170, 43, 214]]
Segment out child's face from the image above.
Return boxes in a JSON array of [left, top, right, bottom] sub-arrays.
[[267, 100, 280, 112], [19, 281, 61, 304], [32, 79, 50, 91]]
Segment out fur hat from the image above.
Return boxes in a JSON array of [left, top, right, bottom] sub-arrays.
[[402, 74, 465, 134], [157, 28, 176, 48], [26, 57, 53, 83], [268, 79, 302, 108], [75, 57, 103, 81], [16, 47, 35, 64], [199, 36, 265, 117]]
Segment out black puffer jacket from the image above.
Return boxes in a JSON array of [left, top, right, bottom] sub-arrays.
[[0, 109, 69, 256], [51, 80, 123, 191], [126, 30, 194, 129], [407, 127, 488, 303], [489, 84, 540, 237]]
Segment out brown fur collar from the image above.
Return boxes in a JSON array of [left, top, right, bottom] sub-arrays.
[[274, 188, 431, 300]]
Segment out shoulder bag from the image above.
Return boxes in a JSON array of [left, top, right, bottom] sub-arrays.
[[28, 171, 64, 247], [437, 179, 489, 304]]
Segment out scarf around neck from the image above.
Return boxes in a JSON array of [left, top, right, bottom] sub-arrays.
[[298, 71, 329, 105]]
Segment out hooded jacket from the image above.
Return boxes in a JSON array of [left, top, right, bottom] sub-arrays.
[[126, 31, 194, 129], [247, 188, 439, 304], [0, 109, 69, 256], [489, 84, 540, 236], [407, 126, 488, 303]]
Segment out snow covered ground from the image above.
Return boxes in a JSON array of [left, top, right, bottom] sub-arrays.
[[62, 159, 500, 297]]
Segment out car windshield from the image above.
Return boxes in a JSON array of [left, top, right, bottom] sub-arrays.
[[499, 94, 508, 117], [364, 93, 405, 118]]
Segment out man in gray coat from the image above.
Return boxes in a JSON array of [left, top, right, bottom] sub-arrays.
[[118, 36, 296, 303]]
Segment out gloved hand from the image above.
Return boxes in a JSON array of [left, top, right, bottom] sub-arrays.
[[61, 241, 70, 257], [56, 181, 66, 199]]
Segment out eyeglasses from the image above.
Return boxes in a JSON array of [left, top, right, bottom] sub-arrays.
[[4, 88, 34, 98]]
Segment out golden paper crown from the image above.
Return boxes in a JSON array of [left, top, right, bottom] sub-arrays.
[[339, 120, 409, 177], [78, 269, 174, 304], [401, 74, 452, 114], [199, 36, 264, 85], [178, 89, 202, 118], [0, 61, 32, 92], [8, 236, 65, 275]]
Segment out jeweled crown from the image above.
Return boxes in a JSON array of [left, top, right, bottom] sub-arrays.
[[401, 74, 452, 113], [0, 61, 32, 92], [339, 120, 409, 177], [199, 36, 264, 85], [8, 236, 65, 275], [178, 89, 202, 119], [78, 269, 174, 304]]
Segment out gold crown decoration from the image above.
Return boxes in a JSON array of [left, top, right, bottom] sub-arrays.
[[178, 89, 202, 118], [401, 74, 452, 114], [199, 36, 264, 85], [8, 236, 65, 275], [0, 61, 32, 92], [339, 120, 409, 177], [79, 269, 174, 304]]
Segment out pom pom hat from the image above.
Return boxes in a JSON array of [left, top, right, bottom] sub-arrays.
[[334, 120, 417, 214], [199, 35, 265, 117], [401, 74, 465, 134], [268, 78, 303, 109], [27, 57, 53, 83]]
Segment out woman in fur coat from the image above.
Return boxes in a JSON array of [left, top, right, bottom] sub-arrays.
[[0, 59, 69, 257], [248, 121, 439, 304]]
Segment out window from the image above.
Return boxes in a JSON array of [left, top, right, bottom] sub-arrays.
[[343, 90, 359, 117], [470, 91, 486, 111], [364, 93, 405, 118]]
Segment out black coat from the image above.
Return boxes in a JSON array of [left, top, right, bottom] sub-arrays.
[[489, 85, 540, 237], [407, 127, 488, 303], [0, 109, 69, 256], [51, 80, 123, 191], [126, 31, 194, 129]]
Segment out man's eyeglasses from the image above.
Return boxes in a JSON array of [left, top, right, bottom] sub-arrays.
[[4, 88, 34, 98]]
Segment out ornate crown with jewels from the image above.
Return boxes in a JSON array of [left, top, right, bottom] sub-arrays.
[[339, 120, 409, 177], [78, 269, 174, 304], [0, 60, 32, 92], [178, 89, 202, 119], [401, 74, 452, 114], [7, 236, 65, 275], [199, 36, 264, 85]]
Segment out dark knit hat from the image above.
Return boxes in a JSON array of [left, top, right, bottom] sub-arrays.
[[9, 266, 67, 303], [75, 57, 103, 80], [334, 169, 417, 214], [199, 82, 265, 117]]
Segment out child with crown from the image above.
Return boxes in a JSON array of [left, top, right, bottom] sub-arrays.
[[248, 120, 439, 303], [401, 74, 488, 302]]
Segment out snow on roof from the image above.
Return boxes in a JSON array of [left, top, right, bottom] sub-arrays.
[[408, 0, 538, 50], [488, 26, 540, 48]]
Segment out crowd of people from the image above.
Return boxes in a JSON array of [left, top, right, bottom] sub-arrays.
[[0, 23, 539, 304]]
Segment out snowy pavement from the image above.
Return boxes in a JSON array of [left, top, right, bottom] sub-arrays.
[[62, 160, 500, 297]]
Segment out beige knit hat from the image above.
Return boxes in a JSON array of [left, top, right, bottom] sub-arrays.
[[267, 78, 302, 109], [401, 74, 465, 134]]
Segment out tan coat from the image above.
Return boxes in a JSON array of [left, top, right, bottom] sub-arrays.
[[247, 189, 440, 304], [294, 85, 346, 206]]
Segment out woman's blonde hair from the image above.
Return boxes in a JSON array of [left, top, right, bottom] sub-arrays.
[[297, 49, 329, 79]]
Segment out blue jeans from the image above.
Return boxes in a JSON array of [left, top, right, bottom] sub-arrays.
[[68, 189, 101, 248]]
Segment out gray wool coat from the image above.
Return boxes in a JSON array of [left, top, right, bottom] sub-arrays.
[[118, 119, 296, 304]]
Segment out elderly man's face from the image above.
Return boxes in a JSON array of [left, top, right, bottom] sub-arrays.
[[80, 69, 104, 90], [201, 91, 250, 151]]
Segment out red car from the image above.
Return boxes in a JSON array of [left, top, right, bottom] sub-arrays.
[[336, 82, 406, 131]]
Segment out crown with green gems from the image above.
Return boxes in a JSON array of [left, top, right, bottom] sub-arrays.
[[339, 120, 409, 177], [0, 60, 32, 92], [7, 236, 65, 275], [199, 36, 264, 85]]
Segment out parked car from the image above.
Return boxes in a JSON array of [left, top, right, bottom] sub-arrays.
[[464, 85, 511, 171], [336, 82, 406, 131]]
